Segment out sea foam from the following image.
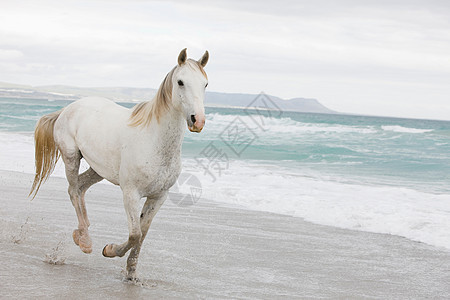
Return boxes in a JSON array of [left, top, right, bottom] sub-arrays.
[[206, 113, 377, 134], [382, 125, 434, 133], [182, 158, 450, 250]]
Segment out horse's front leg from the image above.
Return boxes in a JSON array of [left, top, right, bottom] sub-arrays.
[[125, 191, 167, 279], [102, 188, 142, 259]]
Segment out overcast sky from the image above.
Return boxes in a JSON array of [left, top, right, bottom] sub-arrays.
[[1, 0, 449, 120]]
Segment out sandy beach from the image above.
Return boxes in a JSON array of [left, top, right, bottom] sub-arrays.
[[0, 170, 449, 299]]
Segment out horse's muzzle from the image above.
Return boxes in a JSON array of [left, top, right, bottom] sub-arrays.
[[188, 125, 203, 132], [188, 113, 205, 133]]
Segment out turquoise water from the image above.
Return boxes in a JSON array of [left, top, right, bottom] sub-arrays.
[[1, 97, 450, 194], [2, 97, 450, 249]]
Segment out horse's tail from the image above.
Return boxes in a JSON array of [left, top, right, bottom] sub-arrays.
[[29, 109, 63, 199]]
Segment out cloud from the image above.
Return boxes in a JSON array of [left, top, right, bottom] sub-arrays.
[[0, 49, 23, 60], [0, 0, 449, 119]]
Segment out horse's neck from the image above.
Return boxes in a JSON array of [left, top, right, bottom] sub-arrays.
[[152, 107, 185, 155]]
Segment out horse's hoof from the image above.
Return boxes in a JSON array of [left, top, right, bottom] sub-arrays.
[[72, 229, 80, 246], [125, 270, 139, 283], [126, 276, 140, 283], [74, 229, 92, 254], [80, 245, 92, 254], [102, 244, 115, 258]]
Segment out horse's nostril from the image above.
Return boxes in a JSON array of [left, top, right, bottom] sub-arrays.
[[190, 115, 196, 123]]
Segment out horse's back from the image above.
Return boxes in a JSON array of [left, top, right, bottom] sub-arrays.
[[55, 97, 129, 139], [62, 97, 127, 119]]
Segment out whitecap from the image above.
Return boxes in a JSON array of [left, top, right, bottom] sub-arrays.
[[382, 125, 433, 134]]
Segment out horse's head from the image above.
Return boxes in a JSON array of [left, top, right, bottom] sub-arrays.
[[173, 48, 209, 133]]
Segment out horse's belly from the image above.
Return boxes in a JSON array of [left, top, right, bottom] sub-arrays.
[[75, 128, 123, 184], [81, 152, 120, 185]]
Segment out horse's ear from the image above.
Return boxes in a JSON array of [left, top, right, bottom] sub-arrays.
[[198, 50, 209, 67], [178, 48, 187, 66]]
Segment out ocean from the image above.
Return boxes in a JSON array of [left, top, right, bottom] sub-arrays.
[[1, 97, 450, 250]]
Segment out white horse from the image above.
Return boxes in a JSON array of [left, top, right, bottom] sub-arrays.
[[29, 48, 209, 279]]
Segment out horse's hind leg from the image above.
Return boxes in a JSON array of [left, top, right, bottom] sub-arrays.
[[78, 168, 103, 226], [72, 167, 103, 248], [61, 151, 92, 254]]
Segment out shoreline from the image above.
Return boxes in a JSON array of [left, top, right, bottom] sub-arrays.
[[1, 170, 449, 298]]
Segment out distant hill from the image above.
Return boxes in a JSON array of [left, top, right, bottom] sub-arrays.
[[0, 82, 157, 102], [0, 82, 336, 114], [205, 91, 335, 113]]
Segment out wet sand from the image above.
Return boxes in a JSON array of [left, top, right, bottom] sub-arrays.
[[1, 170, 449, 299]]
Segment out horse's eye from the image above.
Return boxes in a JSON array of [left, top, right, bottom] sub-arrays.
[[177, 80, 184, 86], [205, 83, 208, 88]]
